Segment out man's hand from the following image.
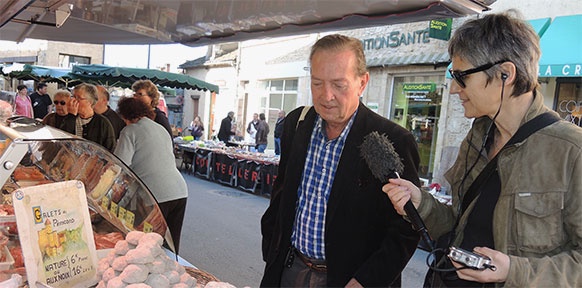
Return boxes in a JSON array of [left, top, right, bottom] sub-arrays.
[[451, 247, 510, 283]]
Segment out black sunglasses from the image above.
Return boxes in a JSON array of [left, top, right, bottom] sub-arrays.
[[53, 100, 66, 105], [449, 60, 508, 88]]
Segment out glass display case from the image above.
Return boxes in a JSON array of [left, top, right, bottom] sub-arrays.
[[0, 117, 173, 277]]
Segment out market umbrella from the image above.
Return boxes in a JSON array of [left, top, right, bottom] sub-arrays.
[[0, 63, 81, 87], [71, 64, 219, 93]]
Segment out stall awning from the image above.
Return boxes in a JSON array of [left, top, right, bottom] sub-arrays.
[[539, 14, 582, 77]]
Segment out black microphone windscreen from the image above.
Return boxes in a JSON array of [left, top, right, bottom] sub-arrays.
[[360, 131, 404, 183]]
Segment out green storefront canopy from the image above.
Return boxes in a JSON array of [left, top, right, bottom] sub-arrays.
[[539, 14, 582, 77], [71, 64, 219, 93]]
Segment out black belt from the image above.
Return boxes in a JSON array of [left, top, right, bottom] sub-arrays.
[[294, 248, 327, 273]]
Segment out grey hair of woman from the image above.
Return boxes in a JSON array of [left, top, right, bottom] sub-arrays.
[[448, 10, 541, 96], [73, 83, 99, 105]]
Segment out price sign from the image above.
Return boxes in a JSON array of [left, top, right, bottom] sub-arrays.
[[12, 180, 98, 288]]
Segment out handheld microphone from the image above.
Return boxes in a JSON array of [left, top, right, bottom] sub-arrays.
[[360, 131, 435, 251]]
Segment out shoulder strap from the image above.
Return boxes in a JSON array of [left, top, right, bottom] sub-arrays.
[[460, 112, 561, 212], [296, 106, 311, 130]]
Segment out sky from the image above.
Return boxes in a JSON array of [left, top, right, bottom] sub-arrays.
[[103, 43, 207, 73]]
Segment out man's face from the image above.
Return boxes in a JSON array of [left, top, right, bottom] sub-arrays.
[[38, 86, 48, 94], [310, 48, 368, 128], [253, 113, 258, 121], [94, 89, 108, 113]]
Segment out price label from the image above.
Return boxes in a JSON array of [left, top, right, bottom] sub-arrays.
[[125, 210, 135, 229], [109, 202, 118, 216], [100, 197, 109, 211], [118, 207, 126, 224], [143, 222, 153, 233]]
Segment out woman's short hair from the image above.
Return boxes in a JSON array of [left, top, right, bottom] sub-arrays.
[[74, 83, 99, 105], [448, 10, 540, 96], [131, 79, 160, 108], [117, 96, 155, 122], [53, 90, 71, 100], [310, 34, 368, 77], [17, 85, 28, 92]]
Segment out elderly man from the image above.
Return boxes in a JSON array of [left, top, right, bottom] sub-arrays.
[[94, 85, 126, 139], [261, 34, 421, 287], [61, 83, 116, 152]]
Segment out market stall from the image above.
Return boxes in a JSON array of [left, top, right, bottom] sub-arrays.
[[177, 141, 278, 196], [0, 118, 220, 287]]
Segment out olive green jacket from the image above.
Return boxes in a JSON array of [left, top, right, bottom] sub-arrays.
[[417, 91, 582, 287]]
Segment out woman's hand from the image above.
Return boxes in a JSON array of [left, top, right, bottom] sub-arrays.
[[381, 178, 422, 216], [451, 247, 510, 283]]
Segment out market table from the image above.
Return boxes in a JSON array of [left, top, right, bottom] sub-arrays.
[[177, 143, 278, 196]]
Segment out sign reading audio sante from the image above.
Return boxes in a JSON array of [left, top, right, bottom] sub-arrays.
[[12, 180, 98, 288]]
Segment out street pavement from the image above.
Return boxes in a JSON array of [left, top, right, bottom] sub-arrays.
[[176, 169, 429, 287]]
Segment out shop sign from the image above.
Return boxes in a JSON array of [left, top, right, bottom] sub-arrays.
[[402, 83, 436, 92], [362, 28, 430, 50], [539, 64, 582, 77], [367, 102, 379, 113], [428, 19, 452, 41]]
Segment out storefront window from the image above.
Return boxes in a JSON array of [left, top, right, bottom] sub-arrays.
[[554, 78, 582, 126], [390, 75, 444, 182], [262, 79, 298, 148]]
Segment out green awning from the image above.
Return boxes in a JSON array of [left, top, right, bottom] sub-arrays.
[[539, 14, 582, 77], [1, 63, 80, 86], [71, 64, 219, 93], [446, 18, 553, 79]]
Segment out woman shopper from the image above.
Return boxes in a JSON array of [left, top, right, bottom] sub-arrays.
[[14, 84, 33, 118], [190, 115, 204, 140], [131, 80, 173, 139], [114, 97, 188, 253]]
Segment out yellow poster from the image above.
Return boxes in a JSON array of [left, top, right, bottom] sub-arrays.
[[12, 180, 98, 288]]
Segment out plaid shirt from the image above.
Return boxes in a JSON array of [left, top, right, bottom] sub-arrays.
[[291, 112, 356, 260]]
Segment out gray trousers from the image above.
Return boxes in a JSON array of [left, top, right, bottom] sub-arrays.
[[280, 251, 327, 287]]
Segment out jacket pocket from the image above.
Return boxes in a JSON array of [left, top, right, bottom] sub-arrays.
[[514, 191, 564, 253]]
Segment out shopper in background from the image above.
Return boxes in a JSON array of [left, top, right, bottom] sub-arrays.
[[30, 82, 52, 119], [246, 113, 259, 145], [273, 110, 285, 155], [383, 11, 582, 287], [131, 80, 173, 140], [114, 96, 188, 253], [14, 84, 33, 118], [61, 83, 116, 152], [255, 113, 269, 153], [217, 111, 235, 143], [190, 115, 204, 140], [94, 85, 126, 140], [261, 34, 421, 287], [42, 90, 70, 128]]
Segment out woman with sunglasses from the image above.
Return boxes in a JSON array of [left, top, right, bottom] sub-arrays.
[[383, 11, 582, 287], [42, 90, 70, 128]]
